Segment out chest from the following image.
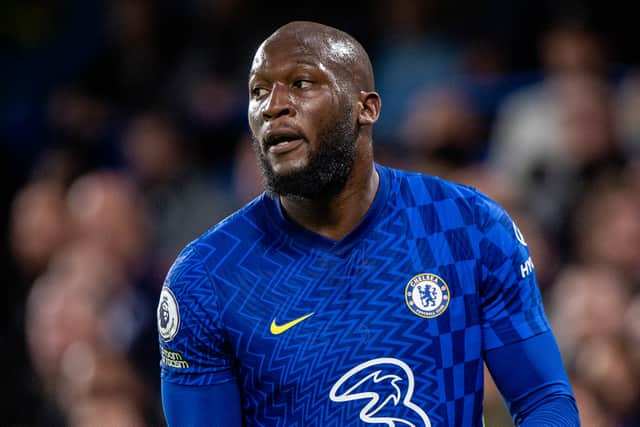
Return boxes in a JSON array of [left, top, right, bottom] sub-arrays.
[[214, 226, 487, 426], [218, 236, 482, 367]]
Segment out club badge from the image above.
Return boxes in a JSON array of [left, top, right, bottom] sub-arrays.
[[404, 273, 450, 319]]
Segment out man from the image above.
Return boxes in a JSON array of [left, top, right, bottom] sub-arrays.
[[158, 21, 579, 426]]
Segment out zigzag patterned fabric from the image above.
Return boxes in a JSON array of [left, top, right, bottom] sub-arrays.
[[158, 164, 549, 426]]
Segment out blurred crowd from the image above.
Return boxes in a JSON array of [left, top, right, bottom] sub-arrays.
[[2, 1, 640, 426]]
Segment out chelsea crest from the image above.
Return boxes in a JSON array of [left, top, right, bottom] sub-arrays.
[[405, 273, 450, 318]]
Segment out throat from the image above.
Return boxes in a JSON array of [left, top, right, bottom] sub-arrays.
[[280, 198, 357, 241], [279, 167, 379, 241]]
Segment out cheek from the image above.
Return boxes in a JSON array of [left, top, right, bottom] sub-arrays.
[[300, 94, 343, 133], [247, 104, 262, 134]]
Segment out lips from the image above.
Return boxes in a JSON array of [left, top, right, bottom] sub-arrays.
[[263, 129, 306, 154], [264, 130, 303, 146]]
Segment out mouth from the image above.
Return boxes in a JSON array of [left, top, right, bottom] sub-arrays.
[[263, 131, 306, 154]]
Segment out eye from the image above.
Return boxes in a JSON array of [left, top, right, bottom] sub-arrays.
[[251, 87, 269, 98], [292, 79, 313, 89]]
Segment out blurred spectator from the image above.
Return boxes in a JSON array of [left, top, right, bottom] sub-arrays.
[[164, 0, 251, 164], [548, 265, 632, 362], [25, 242, 118, 424], [573, 336, 640, 424], [571, 380, 616, 427], [501, 72, 626, 246], [65, 171, 150, 275], [624, 294, 640, 377], [488, 22, 609, 206], [571, 175, 640, 282], [548, 264, 640, 424], [45, 88, 121, 177], [399, 86, 485, 176], [615, 69, 640, 157], [372, 0, 463, 140], [64, 170, 160, 381], [64, 353, 155, 427], [120, 111, 237, 276], [10, 179, 69, 280], [26, 240, 122, 381], [25, 237, 162, 425]]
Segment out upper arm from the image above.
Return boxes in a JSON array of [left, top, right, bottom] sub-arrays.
[[485, 331, 579, 426], [474, 195, 578, 424], [475, 194, 550, 349], [157, 245, 235, 387], [162, 380, 243, 427]]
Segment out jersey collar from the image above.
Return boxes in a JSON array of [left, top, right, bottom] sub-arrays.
[[263, 163, 391, 256]]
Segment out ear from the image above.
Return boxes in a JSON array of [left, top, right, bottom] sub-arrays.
[[357, 91, 381, 126]]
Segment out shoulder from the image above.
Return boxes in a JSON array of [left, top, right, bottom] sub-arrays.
[[382, 165, 485, 208], [188, 193, 270, 253], [159, 197, 271, 336], [202, 192, 269, 238], [381, 165, 515, 230], [165, 194, 270, 289]]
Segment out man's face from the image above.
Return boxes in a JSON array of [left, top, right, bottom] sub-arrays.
[[247, 36, 358, 198]]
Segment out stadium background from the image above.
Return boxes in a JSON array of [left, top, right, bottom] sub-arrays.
[[2, 0, 639, 425]]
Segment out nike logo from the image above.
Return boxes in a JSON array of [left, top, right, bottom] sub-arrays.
[[270, 312, 314, 335]]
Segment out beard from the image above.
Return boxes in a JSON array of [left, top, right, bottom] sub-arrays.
[[253, 103, 358, 199]]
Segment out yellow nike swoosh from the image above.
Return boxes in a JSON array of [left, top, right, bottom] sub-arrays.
[[270, 312, 315, 335]]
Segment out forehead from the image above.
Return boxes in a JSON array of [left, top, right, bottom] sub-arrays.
[[250, 35, 349, 78], [251, 44, 317, 73]]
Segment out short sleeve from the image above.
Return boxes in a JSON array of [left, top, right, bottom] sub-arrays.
[[474, 194, 550, 350], [157, 244, 235, 386]]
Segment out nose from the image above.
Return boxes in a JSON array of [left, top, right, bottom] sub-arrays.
[[262, 83, 292, 121]]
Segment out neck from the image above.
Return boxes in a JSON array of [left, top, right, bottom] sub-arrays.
[[279, 157, 379, 241]]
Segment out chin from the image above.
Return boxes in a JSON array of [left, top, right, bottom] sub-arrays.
[[269, 158, 309, 177]]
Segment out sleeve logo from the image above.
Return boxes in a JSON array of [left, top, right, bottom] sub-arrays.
[[513, 221, 528, 246], [404, 273, 450, 319], [161, 347, 189, 369], [157, 286, 180, 341]]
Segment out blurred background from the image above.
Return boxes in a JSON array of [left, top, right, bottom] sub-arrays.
[[2, 0, 639, 426]]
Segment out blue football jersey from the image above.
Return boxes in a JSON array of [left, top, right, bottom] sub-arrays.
[[157, 164, 550, 426]]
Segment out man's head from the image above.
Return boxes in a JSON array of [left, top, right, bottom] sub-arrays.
[[247, 21, 380, 198]]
